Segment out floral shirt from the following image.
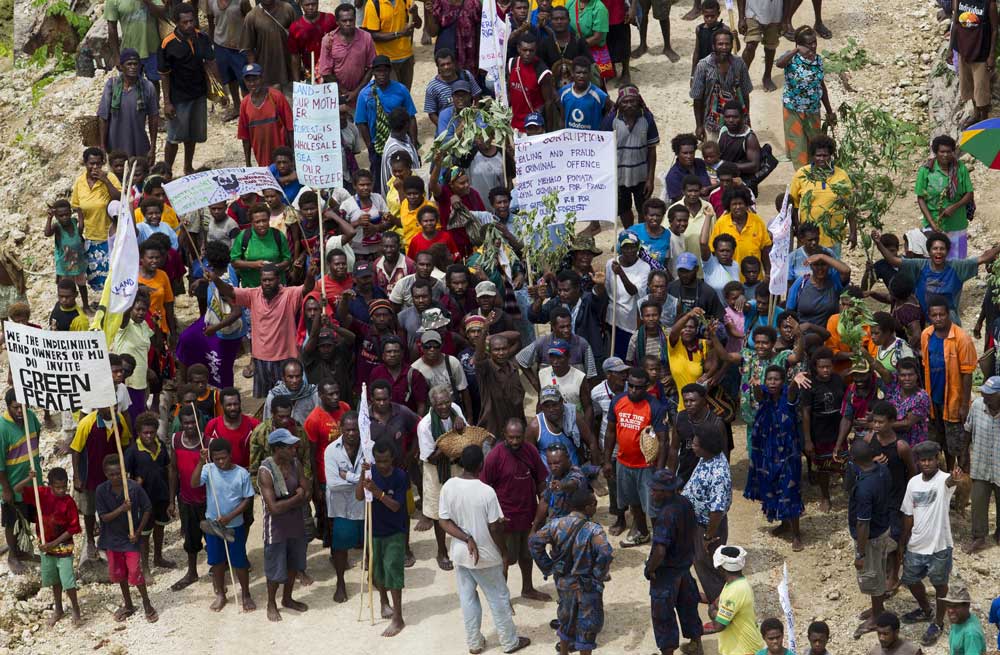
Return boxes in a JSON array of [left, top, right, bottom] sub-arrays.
[[885, 377, 931, 446], [739, 348, 792, 424], [682, 453, 732, 526], [782, 53, 824, 114]]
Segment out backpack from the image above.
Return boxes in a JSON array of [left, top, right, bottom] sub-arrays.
[[238, 226, 283, 259]]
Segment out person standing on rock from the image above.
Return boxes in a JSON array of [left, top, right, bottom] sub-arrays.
[[691, 29, 753, 142], [951, 0, 998, 127], [776, 26, 835, 169], [159, 3, 228, 176], [97, 49, 159, 160], [240, 0, 297, 94]]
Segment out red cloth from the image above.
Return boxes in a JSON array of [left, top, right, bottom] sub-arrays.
[[601, 0, 626, 25], [406, 230, 460, 261], [237, 88, 294, 167], [287, 12, 339, 78], [479, 441, 547, 532], [203, 415, 260, 469], [303, 403, 350, 483], [508, 56, 548, 129], [172, 432, 207, 505], [368, 363, 429, 413], [22, 486, 81, 554], [431, 0, 482, 72]]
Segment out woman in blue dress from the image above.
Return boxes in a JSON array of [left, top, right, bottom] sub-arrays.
[[744, 364, 808, 551]]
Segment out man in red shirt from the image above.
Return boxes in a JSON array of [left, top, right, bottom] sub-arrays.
[[237, 63, 294, 167], [507, 33, 558, 130], [480, 417, 551, 602], [203, 388, 259, 470], [303, 380, 350, 543], [368, 337, 429, 416], [288, 0, 338, 82], [406, 205, 460, 261], [602, 366, 669, 548]]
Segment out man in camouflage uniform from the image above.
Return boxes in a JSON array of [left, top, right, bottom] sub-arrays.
[[531, 443, 588, 532], [529, 488, 613, 655], [644, 469, 705, 655]]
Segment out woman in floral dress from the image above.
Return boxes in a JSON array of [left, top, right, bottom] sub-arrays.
[[776, 26, 835, 168]]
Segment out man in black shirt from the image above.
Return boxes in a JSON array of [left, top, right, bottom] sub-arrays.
[[158, 2, 227, 176], [666, 253, 725, 320], [539, 7, 593, 69]]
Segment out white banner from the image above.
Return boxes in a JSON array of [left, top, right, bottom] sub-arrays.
[[778, 562, 797, 653], [479, 1, 508, 107], [358, 382, 374, 502], [163, 167, 282, 215], [107, 188, 140, 313], [513, 129, 617, 223], [4, 323, 117, 412], [293, 82, 345, 188], [768, 187, 792, 297]]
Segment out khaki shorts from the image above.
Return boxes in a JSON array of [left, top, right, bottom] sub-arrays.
[[959, 58, 992, 107], [856, 530, 896, 597], [746, 18, 782, 49], [421, 461, 460, 520]]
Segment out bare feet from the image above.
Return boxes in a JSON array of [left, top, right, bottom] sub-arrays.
[[221, 108, 239, 122], [964, 538, 988, 554], [154, 557, 177, 569], [242, 593, 257, 611], [414, 516, 433, 532], [682, 6, 701, 19], [71, 610, 83, 627], [818, 498, 832, 513], [521, 588, 552, 602], [47, 609, 65, 627], [617, 73, 632, 87], [210, 593, 227, 612], [631, 44, 648, 59], [404, 550, 416, 568], [334, 582, 348, 603], [609, 522, 627, 537], [770, 522, 790, 536], [382, 617, 405, 637], [267, 604, 282, 622], [170, 572, 199, 591], [299, 571, 315, 586], [113, 605, 136, 622], [762, 77, 777, 92], [7, 555, 26, 575], [663, 46, 681, 62], [792, 536, 804, 552], [282, 598, 308, 613]]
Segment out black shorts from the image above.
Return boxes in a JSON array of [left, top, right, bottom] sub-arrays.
[[0, 502, 36, 528], [178, 500, 207, 554], [618, 182, 648, 216], [607, 23, 631, 63]]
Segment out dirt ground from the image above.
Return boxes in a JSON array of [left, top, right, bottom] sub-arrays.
[[3, 0, 1000, 651]]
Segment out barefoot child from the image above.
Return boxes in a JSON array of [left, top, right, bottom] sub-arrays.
[[191, 438, 256, 612], [355, 440, 408, 636], [45, 199, 89, 310], [17, 467, 82, 626], [95, 454, 158, 623], [124, 412, 175, 575]]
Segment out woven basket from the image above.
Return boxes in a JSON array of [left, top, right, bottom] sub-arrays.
[[436, 426, 494, 461], [639, 426, 660, 466]]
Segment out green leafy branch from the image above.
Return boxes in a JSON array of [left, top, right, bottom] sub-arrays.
[[511, 191, 577, 277], [428, 98, 514, 169], [837, 294, 875, 365], [821, 38, 872, 74]]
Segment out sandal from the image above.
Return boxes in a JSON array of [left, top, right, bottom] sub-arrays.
[[901, 608, 932, 624], [620, 532, 650, 548]]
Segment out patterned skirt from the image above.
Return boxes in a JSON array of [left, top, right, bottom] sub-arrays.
[[783, 106, 822, 169], [85, 239, 110, 293]]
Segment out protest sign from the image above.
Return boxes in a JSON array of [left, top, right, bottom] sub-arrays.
[[4, 323, 117, 412], [768, 187, 792, 297], [513, 129, 617, 223], [163, 167, 282, 215], [293, 82, 344, 188], [479, 1, 508, 107]]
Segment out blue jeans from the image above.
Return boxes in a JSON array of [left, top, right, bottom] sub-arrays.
[[455, 564, 519, 652]]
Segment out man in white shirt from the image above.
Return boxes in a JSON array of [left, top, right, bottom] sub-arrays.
[[416, 384, 467, 572], [897, 440, 962, 647], [439, 444, 531, 654]]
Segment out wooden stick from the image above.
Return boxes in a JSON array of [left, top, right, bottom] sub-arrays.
[[191, 404, 240, 611], [109, 410, 134, 538], [23, 409, 45, 546], [319, 199, 327, 302], [358, 494, 369, 621], [367, 500, 374, 625], [310, 52, 316, 85], [767, 293, 777, 326]]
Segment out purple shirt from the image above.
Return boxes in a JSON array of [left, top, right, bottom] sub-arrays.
[[886, 377, 931, 446], [480, 441, 547, 532], [175, 316, 242, 388]]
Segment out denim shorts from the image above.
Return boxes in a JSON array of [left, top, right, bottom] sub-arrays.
[[900, 547, 953, 587], [214, 44, 247, 87], [141, 53, 160, 82], [616, 462, 652, 515]]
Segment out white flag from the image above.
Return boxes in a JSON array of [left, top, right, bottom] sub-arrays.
[[107, 187, 140, 313], [358, 383, 374, 502], [778, 562, 797, 653], [768, 187, 792, 298]]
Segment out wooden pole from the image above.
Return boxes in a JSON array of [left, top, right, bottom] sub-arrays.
[[610, 219, 620, 358], [358, 484, 369, 621], [22, 409, 46, 546], [191, 404, 240, 611], [108, 410, 135, 538], [367, 501, 374, 625]]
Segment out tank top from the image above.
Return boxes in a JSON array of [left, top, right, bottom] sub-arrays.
[[539, 365, 586, 413], [718, 127, 751, 166], [538, 404, 581, 467], [261, 458, 305, 545]]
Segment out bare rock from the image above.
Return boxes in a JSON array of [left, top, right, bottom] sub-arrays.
[[9, 573, 41, 601], [827, 590, 841, 600]]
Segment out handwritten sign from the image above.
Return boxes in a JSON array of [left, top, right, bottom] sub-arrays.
[[513, 129, 617, 223], [164, 167, 282, 215], [479, 2, 508, 107], [293, 82, 344, 189], [4, 323, 116, 412]]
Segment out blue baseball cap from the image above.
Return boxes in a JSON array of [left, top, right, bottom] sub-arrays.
[[267, 428, 299, 446], [242, 63, 263, 77], [982, 376, 1000, 395], [524, 112, 545, 127], [676, 252, 700, 271]]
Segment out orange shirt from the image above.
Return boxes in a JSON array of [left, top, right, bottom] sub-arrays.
[[921, 323, 976, 422], [824, 314, 872, 376], [138, 269, 174, 334], [304, 402, 350, 484], [610, 393, 667, 469]]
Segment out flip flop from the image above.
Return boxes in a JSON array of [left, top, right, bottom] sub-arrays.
[[815, 24, 833, 39], [620, 532, 650, 548], [145, 608, 159, 623]]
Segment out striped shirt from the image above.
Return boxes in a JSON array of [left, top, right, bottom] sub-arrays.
[[601, 109, 660, 188], [966, 397, 1000, 485], [422, 71, 483, 115]]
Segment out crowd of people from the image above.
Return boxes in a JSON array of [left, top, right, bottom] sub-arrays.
[[3, 0, 1000, 651]]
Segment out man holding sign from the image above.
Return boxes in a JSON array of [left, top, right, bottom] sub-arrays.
[[0, 389, 43, 575]]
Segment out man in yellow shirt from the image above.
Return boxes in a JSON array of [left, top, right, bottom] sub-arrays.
[[705, 545, 766, 655], [789, 135, 855, 255], [709, 187, 772, 277], [361, 0, 421, 89]]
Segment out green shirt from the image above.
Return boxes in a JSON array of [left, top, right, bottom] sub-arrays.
[[948, 614, 986, 655], [229, 228, 291, 288], [567, 0, 610, 45], [104, 0, 165, 59], [914, 160, 973, 233], [0, 411, 43, 503]]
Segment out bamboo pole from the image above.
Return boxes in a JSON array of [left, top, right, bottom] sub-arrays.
[[358, 493, 370, 621], [191, 404, 240, 611], [367, 501, 374, 625], [23, 409, 45, 546], [109, 411, 134, 538]]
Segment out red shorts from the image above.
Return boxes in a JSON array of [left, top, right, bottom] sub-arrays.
[[107, 550, 145, 586]]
